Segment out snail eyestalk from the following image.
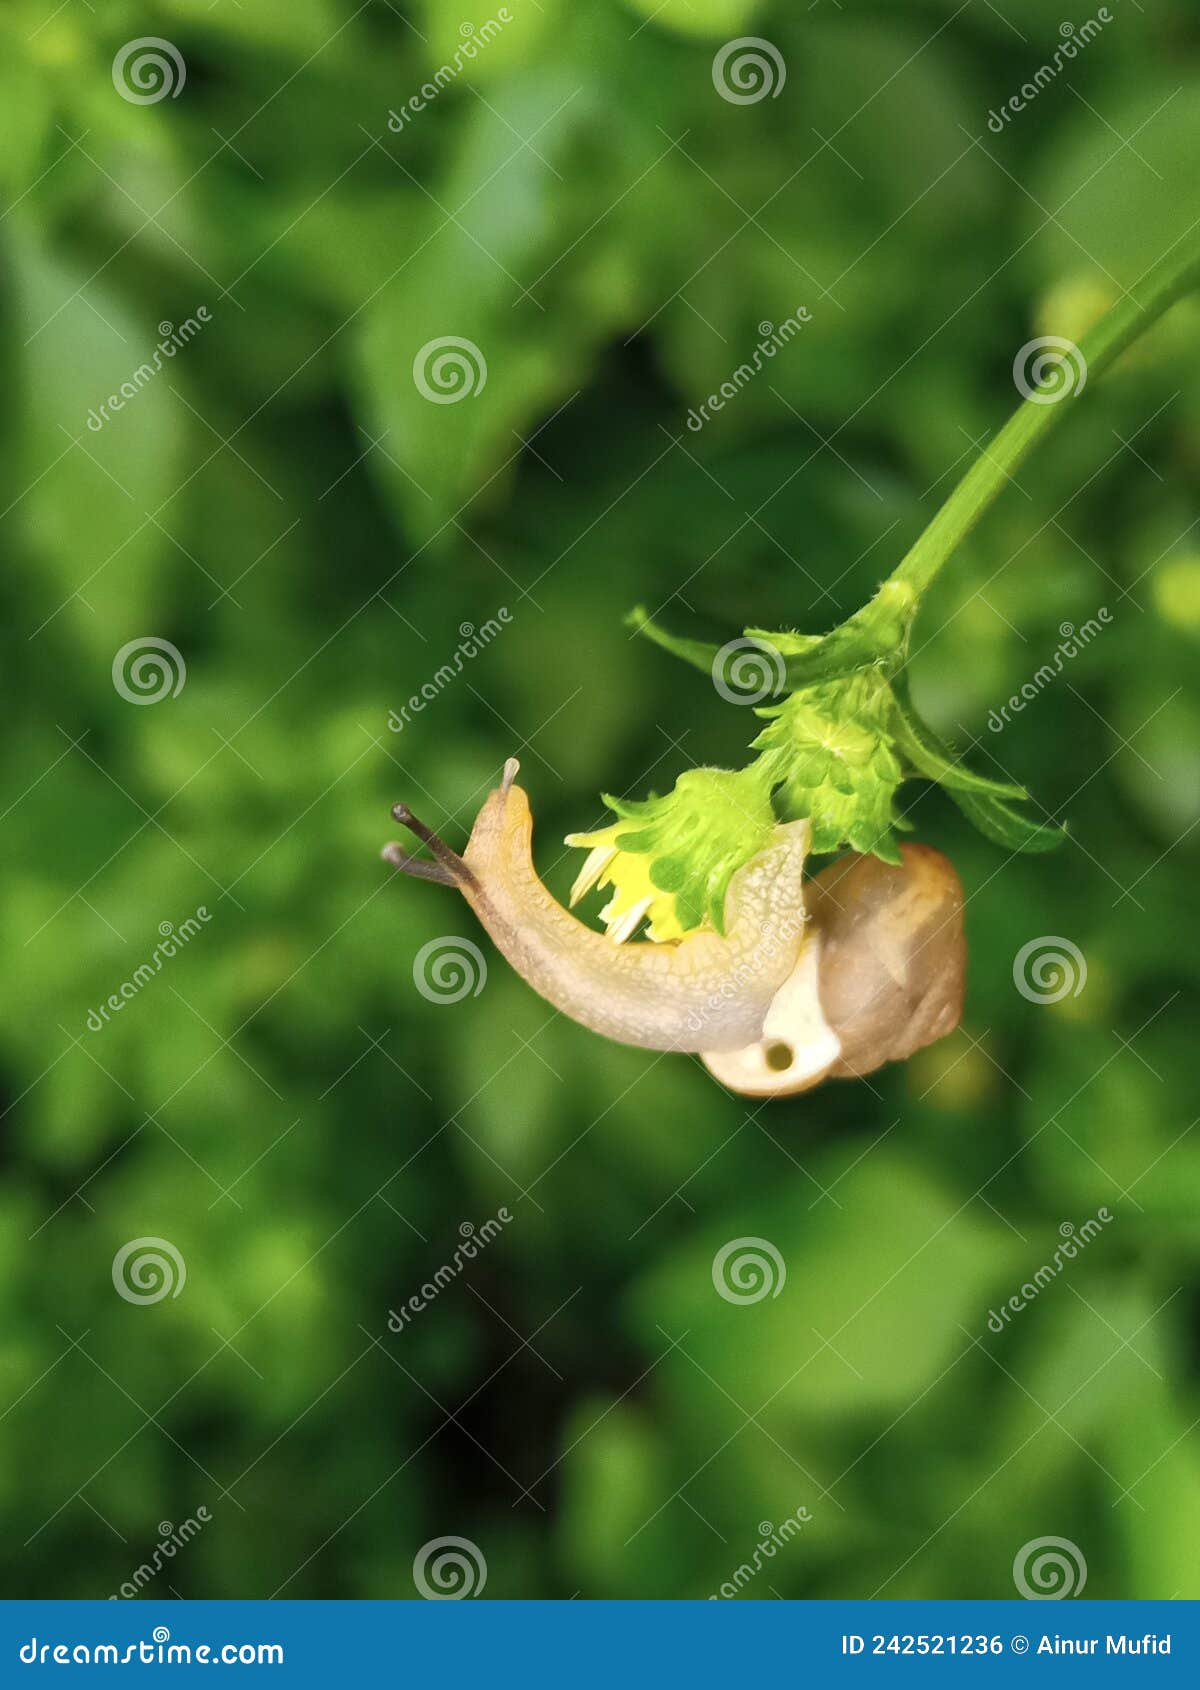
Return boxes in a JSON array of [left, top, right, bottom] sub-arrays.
[[385, 803, 475, 889], [381, 843, 458, 887]]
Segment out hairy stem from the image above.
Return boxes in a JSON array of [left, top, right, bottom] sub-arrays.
[[890, 237, 1200, 604]]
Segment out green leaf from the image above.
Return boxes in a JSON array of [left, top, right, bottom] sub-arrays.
[[9, 236, 186, 653], [630, 1149, 1024, 1420], [354, 61, 640, 543]]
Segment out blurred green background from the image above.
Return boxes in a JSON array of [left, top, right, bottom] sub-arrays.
[[2, 0, 1199, 1601]]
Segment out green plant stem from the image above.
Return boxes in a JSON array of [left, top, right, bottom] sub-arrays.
[[889, 237, 1200, 604]]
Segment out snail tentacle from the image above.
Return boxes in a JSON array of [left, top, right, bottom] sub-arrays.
[[380, 842, 458, 886], [388, 803, 476, 888]]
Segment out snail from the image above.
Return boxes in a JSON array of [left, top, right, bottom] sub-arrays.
[[382, 758, 966, 1097]]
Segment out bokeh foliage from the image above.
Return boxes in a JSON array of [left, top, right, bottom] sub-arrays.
[[2, 0, 1200, 1600]]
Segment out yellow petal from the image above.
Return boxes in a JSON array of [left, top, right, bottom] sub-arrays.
[[565, 825, 690, 944], [567, 842, 616, 906]]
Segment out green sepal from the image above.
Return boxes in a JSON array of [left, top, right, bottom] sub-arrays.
[[747, 579, 916, 689], [623, 605, 723, 680], [625, 578, 917, 699], [890, 687, 1028, 801], [891, 679, 1067, 852], [945, 789, 1068, 853]]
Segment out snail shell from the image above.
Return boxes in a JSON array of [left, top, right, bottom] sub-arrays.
[[701, 844, 966, 1097]]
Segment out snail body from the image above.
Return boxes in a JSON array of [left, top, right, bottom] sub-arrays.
[[383, 759, 966, 1094]]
